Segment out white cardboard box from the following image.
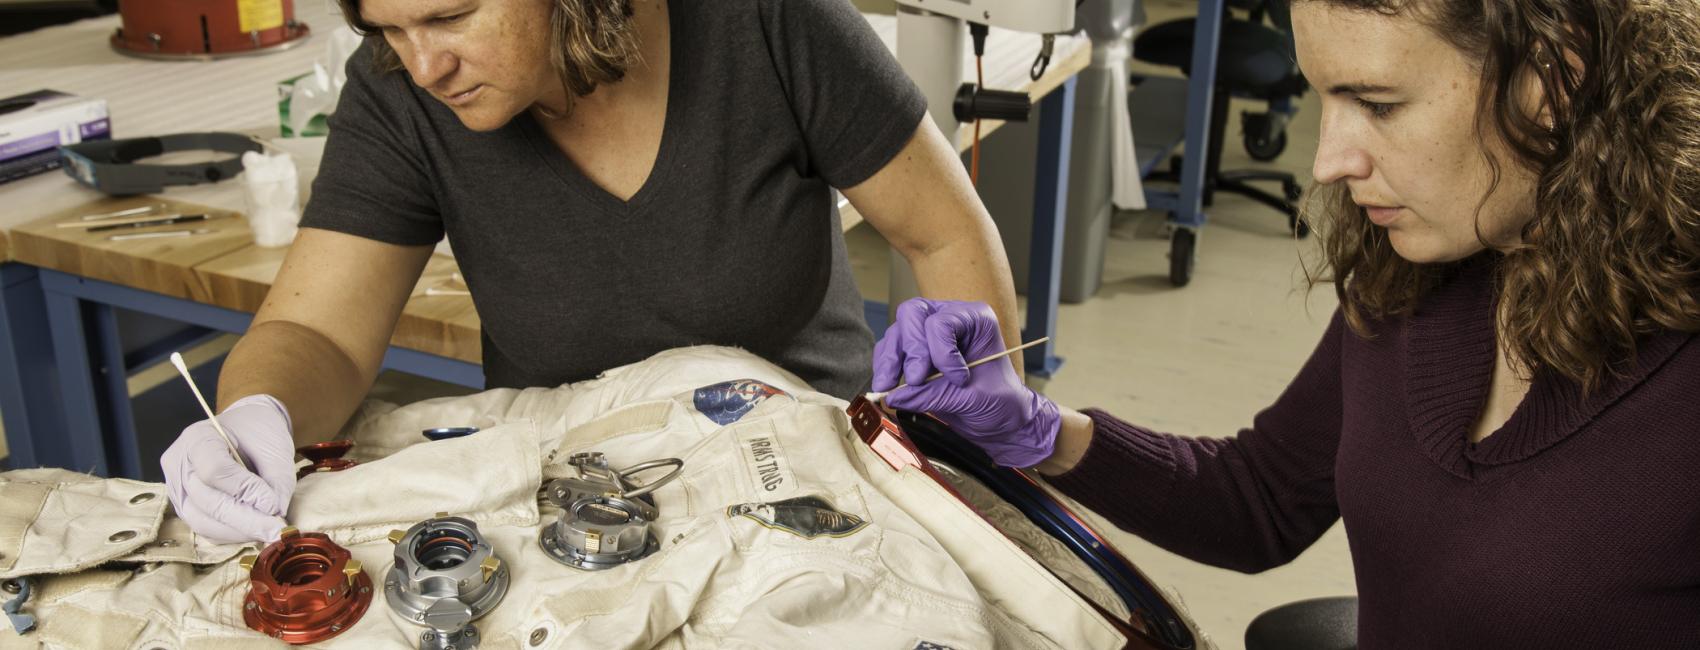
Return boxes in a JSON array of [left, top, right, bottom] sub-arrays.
[[0, 89, 111, 184]]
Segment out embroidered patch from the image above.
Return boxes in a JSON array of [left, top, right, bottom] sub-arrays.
[[726, 495, 868, 539], [737, 429, 797, 497], [693, 379, 788, 425]]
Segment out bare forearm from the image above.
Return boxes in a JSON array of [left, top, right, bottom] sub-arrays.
[[217, 320, 375, 445], [1036, 406, 1093, 475], [906, 234, 1026, 372]]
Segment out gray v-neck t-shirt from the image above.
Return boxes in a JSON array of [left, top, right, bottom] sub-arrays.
[[300, 0, 927, 398]]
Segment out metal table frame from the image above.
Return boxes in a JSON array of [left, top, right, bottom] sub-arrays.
[[1139, 0, 1225, 284]]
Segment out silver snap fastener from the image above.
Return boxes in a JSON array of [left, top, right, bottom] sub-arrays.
[[2, 580, 20, 595], [530, 628, 548, 646], [158, 539, 178, 548], [109, 530, 138, 543], [129, 492, 157, 505]]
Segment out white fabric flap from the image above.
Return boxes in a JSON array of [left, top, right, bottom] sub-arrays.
[[0, 469, 167, 579], [290, 421, 542, 545]]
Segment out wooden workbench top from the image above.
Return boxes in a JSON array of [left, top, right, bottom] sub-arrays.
[[10, 197, 253, 301], [13, 196, 486, 362]]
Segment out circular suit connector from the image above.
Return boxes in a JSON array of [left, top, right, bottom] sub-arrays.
[[537, 454, 682, 571], [240, 527, 373, 645], [384, 515, 510, 650], [538, 492, 661, 570], [296, 440, 358, 479]]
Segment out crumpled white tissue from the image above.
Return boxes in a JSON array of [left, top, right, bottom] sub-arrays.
[[241, 150, 301, 248]]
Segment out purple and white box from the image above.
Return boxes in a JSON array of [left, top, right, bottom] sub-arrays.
[[0, 90, 110, 185]]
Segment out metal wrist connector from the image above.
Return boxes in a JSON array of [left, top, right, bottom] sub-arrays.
[[239, 527, 373, 644], [538, 452, 683, 571], [384, 515, 510, 650]]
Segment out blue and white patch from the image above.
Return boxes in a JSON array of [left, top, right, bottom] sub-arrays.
[[692, 379, 787, 425]]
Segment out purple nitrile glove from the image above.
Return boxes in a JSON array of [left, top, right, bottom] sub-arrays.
[[160, 394, 297, 544], [872, 299, 1060, 468]]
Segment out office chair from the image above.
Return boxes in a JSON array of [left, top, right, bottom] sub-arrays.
[[1132, 0, 1310, 237], [1244, 596, 1358, 650]]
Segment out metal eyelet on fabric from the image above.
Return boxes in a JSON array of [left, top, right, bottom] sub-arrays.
[[537, 452, 682, 571], [296, 440, 359, 478], [384, 515, 510, 650], [2, 577, 35, 635], [108, 530, 137, 543], [528, 627, 548, 646], [129, 492, 156, 504], [239, 526, 373, 644]]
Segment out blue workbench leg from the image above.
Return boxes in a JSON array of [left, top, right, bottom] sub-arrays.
[[0, 263, 65, 470], [42, 283, 112, 476], [1159, 0, 1226, 286], [1175, 0, 1224, 230], [1024, 75, 1077, 379], [91, 304, 145, 478]]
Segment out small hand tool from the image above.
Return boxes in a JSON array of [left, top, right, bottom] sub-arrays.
[[865, 336, 1050, 404], [87, 213, 210, 233], [107, 228, 212, 242], [169, 352, 244, 463], [60, 212, 183, 229], [78, 204, 165, 221]]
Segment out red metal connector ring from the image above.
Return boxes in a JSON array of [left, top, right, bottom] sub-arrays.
[[296, 440, 358, 479], [240, 527, 372, 644]]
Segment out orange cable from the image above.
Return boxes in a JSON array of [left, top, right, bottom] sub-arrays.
[[971, 55, 984, 186]]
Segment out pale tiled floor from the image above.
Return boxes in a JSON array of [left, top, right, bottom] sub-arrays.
[[0, 1, 1354, 645]]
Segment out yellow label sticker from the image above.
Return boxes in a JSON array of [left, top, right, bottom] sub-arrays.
[[237, 0, 285, 33]]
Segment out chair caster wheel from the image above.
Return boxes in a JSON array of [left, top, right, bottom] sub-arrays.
[[1169, 228, 1198, 287]]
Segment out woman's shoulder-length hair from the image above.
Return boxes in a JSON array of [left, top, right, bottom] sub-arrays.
[[332, 0, 642, 116], [1304, 0, 1700, 391]]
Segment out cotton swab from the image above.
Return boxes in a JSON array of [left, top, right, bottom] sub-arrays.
[[169, 352, 243, 463], [865, 336, 1050, 404]]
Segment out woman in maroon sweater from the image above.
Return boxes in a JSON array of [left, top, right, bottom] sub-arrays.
[[872, 0, 1700, 646]]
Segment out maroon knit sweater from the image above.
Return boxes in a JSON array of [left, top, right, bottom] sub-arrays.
[[1048, 256, 1700, 648]]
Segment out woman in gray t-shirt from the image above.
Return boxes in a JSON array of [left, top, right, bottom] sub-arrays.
[[158, 0, 1029, 544]]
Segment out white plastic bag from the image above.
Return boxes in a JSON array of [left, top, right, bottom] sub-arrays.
[[285, 23, 363, 135]]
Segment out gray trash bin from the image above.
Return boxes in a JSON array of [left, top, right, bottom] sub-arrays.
[[980, 0, 1139, 303]]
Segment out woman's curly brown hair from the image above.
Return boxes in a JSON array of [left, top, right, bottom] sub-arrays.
[[1302, 0, 1700, 390], [333, 0, 642, 116]]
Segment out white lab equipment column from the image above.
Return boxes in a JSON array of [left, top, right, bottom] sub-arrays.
[[888, 6, 965, 320]]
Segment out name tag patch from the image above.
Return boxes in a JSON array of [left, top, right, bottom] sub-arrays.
[[737, 428, 797, 498]]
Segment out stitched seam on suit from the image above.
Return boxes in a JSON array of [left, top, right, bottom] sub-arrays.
[[0, 480, 52, 574]]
